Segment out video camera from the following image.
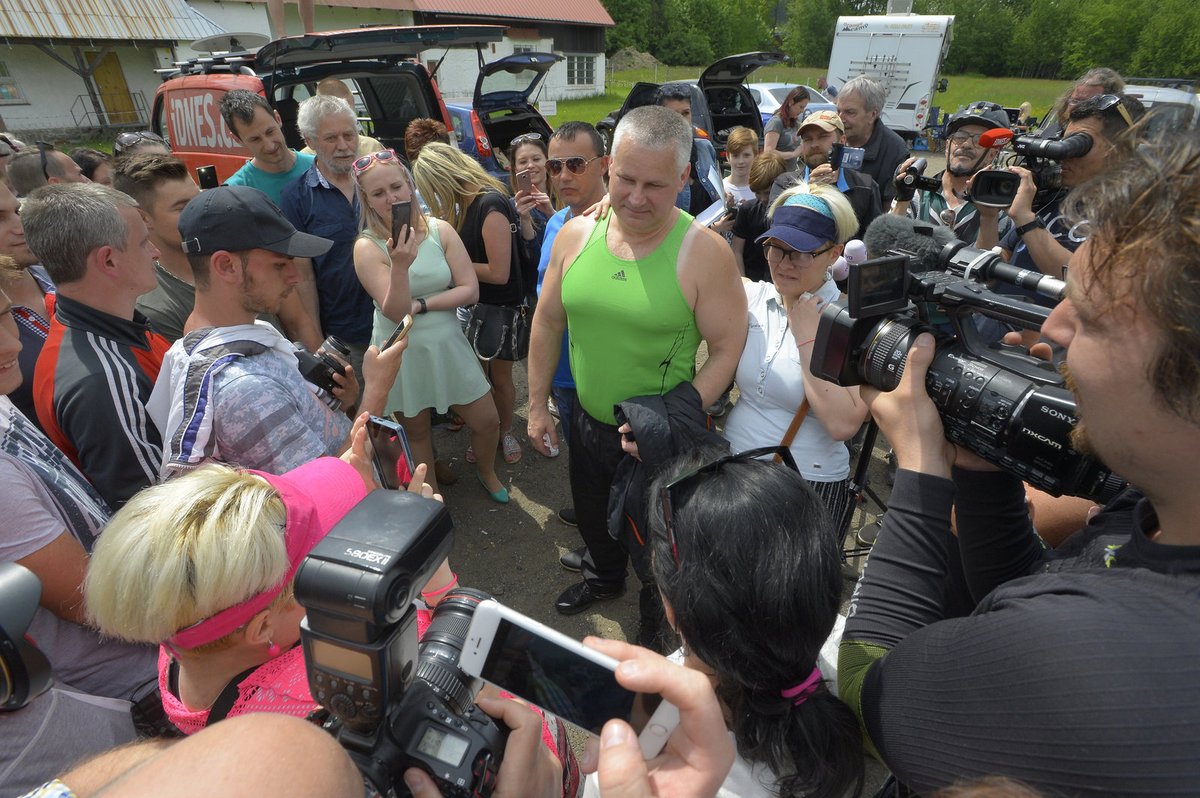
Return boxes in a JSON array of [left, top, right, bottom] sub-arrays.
[[0, 562, 53, 711], [294, 491, 507, 796], [970, 129, 1093, 211], [811, 219, 1124, 503]]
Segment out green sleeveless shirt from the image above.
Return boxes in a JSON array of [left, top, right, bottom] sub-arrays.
[[561, 211, 701, 425]]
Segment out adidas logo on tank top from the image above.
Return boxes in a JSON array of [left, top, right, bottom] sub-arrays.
[[611, 269, 627, 281]]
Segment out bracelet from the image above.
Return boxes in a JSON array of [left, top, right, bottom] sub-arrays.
[[416, 297, 428, 314], [421, 572, 458, 601], [1015, 218, 1044, 237]]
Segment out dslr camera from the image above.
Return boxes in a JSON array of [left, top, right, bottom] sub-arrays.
[[294, 491, 507, 796], [810, 238, 1124, 503], [970, 131, 1093, 211], [295, 334, 353, 410]]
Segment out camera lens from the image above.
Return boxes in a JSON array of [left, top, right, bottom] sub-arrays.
[[860, 317, 928, 391], [416, 587, 492, 715]]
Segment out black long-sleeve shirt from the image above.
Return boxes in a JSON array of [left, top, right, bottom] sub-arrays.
[[840, 468, 1200, 795]]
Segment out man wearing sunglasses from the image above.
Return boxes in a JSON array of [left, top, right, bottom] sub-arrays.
[[891, 102, 1014, 248], [988, 93, 1144, 282], [8, 143, 89, 198], [528, 106, 746, 641]]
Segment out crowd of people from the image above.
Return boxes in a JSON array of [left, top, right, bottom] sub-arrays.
[[3, 62, 1199, 798]]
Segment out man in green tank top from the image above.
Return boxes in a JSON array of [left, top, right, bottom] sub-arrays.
[[527, 106, 747, 641]]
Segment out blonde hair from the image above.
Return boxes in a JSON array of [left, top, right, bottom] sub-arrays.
[[85, 465, 290, 647], [411, 142, 507, 231], [770, 182, 858, 245], [725, 126, 758, 156], [355, 157, 429, 241]]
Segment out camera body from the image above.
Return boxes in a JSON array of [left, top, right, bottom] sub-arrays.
[[811, 243, 1124, 503], [295, 491, 506, 796], [0, 563, 53, 711], [295, 334, 352, 395], [895, 157, 941, 199], [971, 131, 1093, 211]]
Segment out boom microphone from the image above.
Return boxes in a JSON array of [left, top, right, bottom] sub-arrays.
[[863, 214, 958, 270]]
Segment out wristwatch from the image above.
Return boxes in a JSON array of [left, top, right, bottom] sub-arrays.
[[417, 297, 428, 314], [1015, 218, 1044, 238]]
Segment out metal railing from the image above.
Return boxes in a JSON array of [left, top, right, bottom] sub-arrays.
[[71, 91, 149, 129]]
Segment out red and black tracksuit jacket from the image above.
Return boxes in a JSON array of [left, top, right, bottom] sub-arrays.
[[33, 294, 171, 508]]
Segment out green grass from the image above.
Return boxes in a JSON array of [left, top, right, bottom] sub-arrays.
[[546, 66, 1071, 128]]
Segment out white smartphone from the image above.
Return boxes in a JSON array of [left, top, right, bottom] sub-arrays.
[[461, 600, 680, 758]]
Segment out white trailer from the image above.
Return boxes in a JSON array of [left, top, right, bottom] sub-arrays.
[[827, 13, 955, 139]]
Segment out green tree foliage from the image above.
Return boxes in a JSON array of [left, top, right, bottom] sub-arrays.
[[603, 0, 652, 54], [782, 0, 847, 68]]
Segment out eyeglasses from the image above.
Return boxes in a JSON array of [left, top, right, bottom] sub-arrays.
[[351, 149, 399, 177], [35, 141, 51, 180], [763, 242, 834, 266], [1095, 94, 1135, 128], [509, 132, 543, 148], [114, 131, 168, 155], [947, 132, 984, 147], [659, 446, 799, 565], [546, 155, 603, 176]]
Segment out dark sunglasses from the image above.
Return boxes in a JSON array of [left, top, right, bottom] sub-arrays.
[[659, 446, 799, 566], [546, 155, 603, 176], [351, 149, 399, 177], [1095, 94, 1135, 128], [114, 131, 168, 155], [36, 140, 51, 180]]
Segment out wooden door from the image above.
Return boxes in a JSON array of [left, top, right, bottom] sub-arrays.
[[88, 51, 138, 125]]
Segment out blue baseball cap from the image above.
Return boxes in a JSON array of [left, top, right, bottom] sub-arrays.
[[756, 203, 838, 252]]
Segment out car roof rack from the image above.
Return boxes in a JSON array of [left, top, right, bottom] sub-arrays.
[[155, 52, 259, 78]]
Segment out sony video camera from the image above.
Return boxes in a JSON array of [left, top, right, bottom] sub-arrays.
[[810, 236, 1124, 503], [0, 562, 53, 711], [894, 157, 942, 201], [970, 130, 1093, 211], [294, 491, 507, 796]]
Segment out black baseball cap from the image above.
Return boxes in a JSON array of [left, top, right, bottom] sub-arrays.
[[946, 101, 1011, 136], [178, 185, 332, 258]]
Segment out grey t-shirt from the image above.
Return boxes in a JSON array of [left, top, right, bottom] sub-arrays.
[[135, 262, 194, 343], [209, 347, 352, 475], [2, 686, 136, 798], [765, 115, 800, 172]]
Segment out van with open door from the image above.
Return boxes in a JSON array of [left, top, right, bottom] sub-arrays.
[[445, 51, 561, 180], [826, 14, 954, 140], [151, 25, 505, 183]]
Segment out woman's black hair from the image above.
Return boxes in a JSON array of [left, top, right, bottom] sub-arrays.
[[69, 147, 111, 181], [649, 446, 864, 798]]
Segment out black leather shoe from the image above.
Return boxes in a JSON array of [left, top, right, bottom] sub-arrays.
[[557, 507, 578, 526], [555, 580, 625, 615], [559, 545, 587, 572]]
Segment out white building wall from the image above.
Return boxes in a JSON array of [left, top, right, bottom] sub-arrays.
[[0, 44, 163, 132], [432, 40, 605, 103]]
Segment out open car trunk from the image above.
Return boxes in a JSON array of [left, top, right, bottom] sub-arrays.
[[473, 52, 562, 166]]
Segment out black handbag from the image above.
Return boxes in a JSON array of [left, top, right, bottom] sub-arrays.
[[465, 210, 535, 361]]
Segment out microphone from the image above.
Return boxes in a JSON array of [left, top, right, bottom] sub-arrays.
[[863, 214, 958, 271], [831, 239, 867, 281], [978, 128, 1014, 149]]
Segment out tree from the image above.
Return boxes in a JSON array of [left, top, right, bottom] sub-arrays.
[[783, 0, 847, 68], [602, 0, 652, 54]]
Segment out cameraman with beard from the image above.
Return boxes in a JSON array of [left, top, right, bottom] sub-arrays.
[[984, 93, 1144, 281], [891, 102, 1015, 249]]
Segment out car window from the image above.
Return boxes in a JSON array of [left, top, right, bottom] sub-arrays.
[[749, 88, 761, 103], [769, 86, 793, 103]]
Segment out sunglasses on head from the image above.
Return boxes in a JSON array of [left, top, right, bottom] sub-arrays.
[[509, 132, 543, 148], [1095, 94, 1135, 128], [659, 446, 799, 566], [114, 131, 168, 155], [546, 155, 603, 176], [36, 141, 52, 180], [351, 149, 399, 177]]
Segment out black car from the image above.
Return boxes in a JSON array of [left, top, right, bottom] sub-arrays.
[[596, 51, 788, 157]]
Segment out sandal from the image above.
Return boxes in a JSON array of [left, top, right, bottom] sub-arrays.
[[502, 433, 522, 464], [447, 413, 466, 432]]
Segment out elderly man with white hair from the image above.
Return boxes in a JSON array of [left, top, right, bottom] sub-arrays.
[[836, 74, 910, 207]]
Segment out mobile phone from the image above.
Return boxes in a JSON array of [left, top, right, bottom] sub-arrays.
[[830, 144, 866, 171], [461, 600, 680, 757], [515, 169, 533, 194], [829, 142, 844, 170], [196, 165, 218, 190], [391, 201, 412, 244], [366, 415, 416, 490], [382, 314, 414, 349]]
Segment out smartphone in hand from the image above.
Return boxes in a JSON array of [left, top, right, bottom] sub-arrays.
[[516, 169, 533, 195], [366, 415, 416, 490], [460, 600, 680, 758], [391, 200, 412, 244], [382, 314, 414, 349], [196, 165, 219, 190]]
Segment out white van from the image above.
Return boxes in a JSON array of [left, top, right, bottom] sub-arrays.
[[826, 14, 954, 139]]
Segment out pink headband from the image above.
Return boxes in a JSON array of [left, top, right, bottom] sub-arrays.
[[780, 667, 823, 707], [167, 457, 368, 651]]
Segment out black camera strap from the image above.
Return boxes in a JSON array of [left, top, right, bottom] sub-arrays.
[[166, 659, 258, 725]]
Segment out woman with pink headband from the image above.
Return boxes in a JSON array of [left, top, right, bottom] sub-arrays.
[[83, 434, 455, 733], [602, 446, 865, 798]]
